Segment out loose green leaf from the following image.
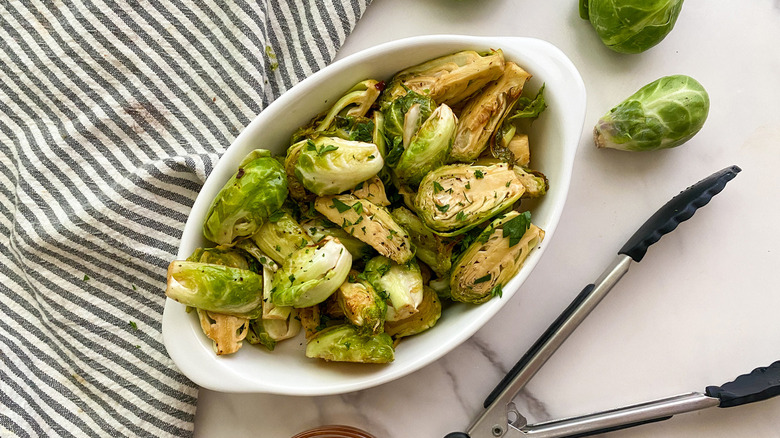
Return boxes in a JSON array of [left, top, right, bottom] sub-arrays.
[[435, 204, 450, 213], [129, 321, 138, 330], [433, 181, 444, 193], [474, 170, 484, 179], [352, 202, 364, 215], [318, 145, 339, 156], [474, 274, 492, 284], [508, 84, 547, 121], [490, 284, 503, 298]]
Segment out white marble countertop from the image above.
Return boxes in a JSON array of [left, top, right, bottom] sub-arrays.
[[193, 1, 780, 436]]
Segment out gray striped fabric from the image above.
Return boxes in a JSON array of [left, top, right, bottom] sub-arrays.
[[0, 1, 371, 436]]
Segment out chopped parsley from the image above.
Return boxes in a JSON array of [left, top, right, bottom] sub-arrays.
[[465, 181, 471, 189], [331, 198, 352, 213], [490, 284, 503, 298], [128, 321, 138, 330], [474, 274, 492, 284], [474, 170, 485, 179], [456, 211, 467, 221], [317, 144, 339, 156], [268, 210, 286, 222], [502, 211, 532, 247], [433, 181, 444, 193], [352, 202, 364, 215], [83, 274, 90, 281], [435, 204, 450, 213]]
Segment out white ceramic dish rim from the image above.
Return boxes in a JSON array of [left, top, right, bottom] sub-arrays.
[[162, 34, 586, 395]]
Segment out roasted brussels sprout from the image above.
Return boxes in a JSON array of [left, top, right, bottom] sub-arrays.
[[385, 285, 441, 338], [514, 167, 549, 198], [203, 149, 287, 245], [451, 62, 532, 162], [314, 194, 414, 264], [414, 162, 525, 236], [391, 206, 454, 277], [337, 273, 387, 335], [186, 246, 252, 270], [394, 104, 458, 187], [270, 236, 352, 308], [283, 141, 314, 202], [196, 310, 249, 355], [301, 217, 375, 262], [594, 75, 709, 151], [364, 256, 423, 322], [351, 176, 391, 207], [166, 261, 263, 318], [293, 137, 384, 196], [581, 0, 684, 54], [250, 211, 313, 265], [292, 79, 382, 143], [305, 324, 394, 363], [382, 91, 436, 165], [381, 49, 506, 107], [450, 211, 545, 304]]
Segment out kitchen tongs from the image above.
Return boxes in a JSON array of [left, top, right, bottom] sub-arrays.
[[446, 165, 780, 438]]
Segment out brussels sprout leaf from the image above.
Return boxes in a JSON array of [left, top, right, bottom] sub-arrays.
[[268, 210, 286, 223], [502, 211, 532, 247], [508, 84, 547, 121]]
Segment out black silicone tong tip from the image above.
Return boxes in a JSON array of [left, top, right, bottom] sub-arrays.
[[619, 165, 741, 262]]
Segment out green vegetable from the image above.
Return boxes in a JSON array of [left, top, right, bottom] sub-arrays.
[[165, 261, 263, 318], [305, 324, 394, 363], [337, 273, 387, 335], [581, 0, 684, 54], [393, 103, 458, 187], [293, 137, 384, 196], [390, 206, 454, 277], [363, 256, 423, 322], [380, 49, 506, 107], [315, 195, 414, 264], [450, 212, 544, 304], [384, 286, 441, 338], [414, 162, 525, 236], [202, 149, 287, 245], [451, 62, 531, 162], [270, 236, 352, 308], [301, 217, 376, 262], [594, 75, 709, 151], [250, 211, 313, 265]]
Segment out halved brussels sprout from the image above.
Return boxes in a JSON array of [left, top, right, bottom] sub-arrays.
[[270, 236, 352, 308], [414, 162, 525, 236], [382, 91, 436, 165], [514, 167, 548, 198], [202, 149, 287, 245], [283, 141, 314, 202], [314, 195, 414, 264], [186, 246, 251, 270], [394, 104, 458, 187], [364, 256, 423, 322], [582, 0, 684, 54], [337, 273, 387, 335], [451, 62, 532, 162], [594, 75, 709, 151], [428, 276, 452, 301], [293, 137, 384, 196], [381, 49, 506, 107], [301, 217, 375, 263], [450, 211, 545, 304], [384, 286, 441, 338], [245, 318, 277, 351], [320, 116, 375, 143], [166, 261, 263, 318], [196, 310, 249, 355], [291, 79, 382, 143], [305, 324, 394, 363], [391, 206, 455, 277], [351, 176, 391, 207], [250, 211, 312, 266]]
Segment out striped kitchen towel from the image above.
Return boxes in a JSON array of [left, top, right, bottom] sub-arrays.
[[0, 1, 372, 436]]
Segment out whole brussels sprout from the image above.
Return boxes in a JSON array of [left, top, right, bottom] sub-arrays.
[[450, 211, 545, 304], [166, 261, 263, 318], [305, 324, 394, 363], [293, 137, 384, 196], [394, 104, 458, 187], [203, 149, 287, 245], [381, 49, 506, 107], [414, 162, 525, 236], [594, 75, 709, 151], [382, 91, 436, 163], [270, 236, 352, 308], [581, 0, 684, 54]]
